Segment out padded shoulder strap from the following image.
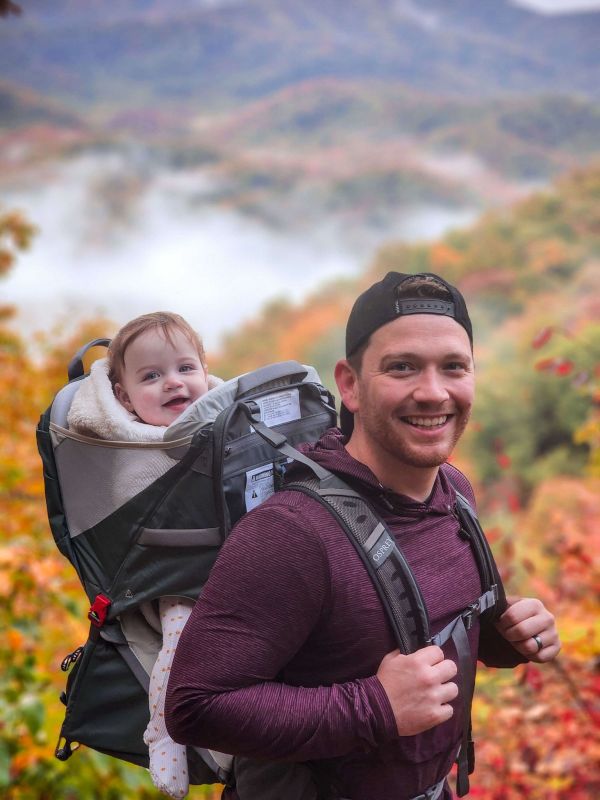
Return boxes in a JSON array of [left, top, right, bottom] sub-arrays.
[[285, 476, 429, 654], [444, 467, 507, 621]]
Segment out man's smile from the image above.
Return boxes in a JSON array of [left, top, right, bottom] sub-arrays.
[[402, 414, 451, 429]]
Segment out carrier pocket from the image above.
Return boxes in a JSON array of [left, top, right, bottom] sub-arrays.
[[57, 628, 151, 768]]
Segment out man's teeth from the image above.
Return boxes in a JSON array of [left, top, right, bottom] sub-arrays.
[[405, 416, 448, 428]]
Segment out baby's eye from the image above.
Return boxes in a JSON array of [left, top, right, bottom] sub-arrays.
[[142, 370, 160, 381], [179, 364, 196, 373]]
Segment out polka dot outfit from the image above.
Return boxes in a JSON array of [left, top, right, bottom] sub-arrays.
[[144, 597, 193, 798]]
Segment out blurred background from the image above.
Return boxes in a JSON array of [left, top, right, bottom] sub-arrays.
[[1, 1, 599, 798]]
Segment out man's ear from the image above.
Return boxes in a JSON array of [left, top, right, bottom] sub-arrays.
[[114, 383, 135, 413], [334, 359, 359, 414]]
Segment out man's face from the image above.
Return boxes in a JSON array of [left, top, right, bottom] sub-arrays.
[[341, 314, 474, 473]]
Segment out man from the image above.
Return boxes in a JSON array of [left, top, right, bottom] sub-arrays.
[[165, 272, 560, 800]]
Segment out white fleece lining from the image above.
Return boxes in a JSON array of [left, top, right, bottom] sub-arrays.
[[67, 358, 222, 443]]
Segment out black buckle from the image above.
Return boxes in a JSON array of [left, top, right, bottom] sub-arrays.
[[240, 400, 261, 425]]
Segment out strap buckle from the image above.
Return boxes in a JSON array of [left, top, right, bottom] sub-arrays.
[[88, 594, 111, 628]]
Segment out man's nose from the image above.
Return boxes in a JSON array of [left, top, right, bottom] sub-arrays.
[[412, 369, 449, 404]]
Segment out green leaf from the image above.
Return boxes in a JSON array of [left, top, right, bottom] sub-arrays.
[[20, 693, 45, 736], [0, 739, 10, 789]]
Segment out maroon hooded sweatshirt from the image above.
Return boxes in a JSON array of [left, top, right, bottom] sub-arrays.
[[165, 429, 523, 799]]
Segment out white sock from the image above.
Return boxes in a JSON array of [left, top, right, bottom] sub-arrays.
[[144, 597, 193, 799]]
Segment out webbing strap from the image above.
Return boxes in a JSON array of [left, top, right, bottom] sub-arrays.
[[238, 404, 344, 487], [430, 589, 496, 797]]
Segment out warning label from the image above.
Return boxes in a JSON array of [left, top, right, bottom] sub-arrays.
[[255, 388, 301, 428], [244, 464, 275, 512]]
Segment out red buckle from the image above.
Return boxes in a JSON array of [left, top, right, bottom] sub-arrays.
[[88, 594, 111, 628]]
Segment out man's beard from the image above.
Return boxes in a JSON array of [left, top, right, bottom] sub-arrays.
[[358, 401, 471, 470]]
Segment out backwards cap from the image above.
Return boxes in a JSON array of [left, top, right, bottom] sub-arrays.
[[341, 271, 473, 436]]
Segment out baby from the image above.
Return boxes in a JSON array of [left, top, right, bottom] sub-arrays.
[[68, 311, 222, 798]]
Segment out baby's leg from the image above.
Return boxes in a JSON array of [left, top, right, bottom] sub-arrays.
[[144, 596, 193, 799]]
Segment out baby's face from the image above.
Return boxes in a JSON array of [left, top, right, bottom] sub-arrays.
[[114, 327, 209, 426]]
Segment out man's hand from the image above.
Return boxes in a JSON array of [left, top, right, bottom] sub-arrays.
[[376, 645, 458, 736], [495, 596, 561, 663]]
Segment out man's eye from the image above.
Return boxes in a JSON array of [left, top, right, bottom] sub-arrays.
[[389, 362, 413, 373]]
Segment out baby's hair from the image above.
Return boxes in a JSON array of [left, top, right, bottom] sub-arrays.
[[107, 312, 206, 387]]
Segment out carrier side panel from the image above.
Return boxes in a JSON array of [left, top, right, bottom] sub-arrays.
[[36, 419, 76, 567]]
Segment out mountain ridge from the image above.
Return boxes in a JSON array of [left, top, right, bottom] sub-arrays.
[[0, 0, 598, 114]]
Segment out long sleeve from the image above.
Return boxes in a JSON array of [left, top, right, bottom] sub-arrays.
[[164, 498, 397, 761], [478, 617, 528, 668]]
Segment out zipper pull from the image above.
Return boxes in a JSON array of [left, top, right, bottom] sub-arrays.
[[459, 526, 472, 541], [61, 646, 83, 672], [449, 502, 471, 540]]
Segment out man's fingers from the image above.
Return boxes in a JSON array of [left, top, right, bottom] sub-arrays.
[[511, 628, 561, 663], [496, 598, 554, 639], [438, 679, 459, 704], [433, 656, 458, 683], [414, 645, 446, 664], [376, 646, 460, 736]]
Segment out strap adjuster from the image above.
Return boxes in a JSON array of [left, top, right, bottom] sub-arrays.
[[461, 600, 481, 630]]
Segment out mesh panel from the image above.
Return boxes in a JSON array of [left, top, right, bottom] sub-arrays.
[[52, 433, 177, 536]]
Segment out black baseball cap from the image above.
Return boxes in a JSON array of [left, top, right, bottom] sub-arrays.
[[340, 271, 473, 436]]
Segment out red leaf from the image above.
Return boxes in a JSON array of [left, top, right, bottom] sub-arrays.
[[496, 453, 511, 469], [555, 359, 574, 376], [524, 664, 544, 691], [531, 326, 553, 349], [485, 527, 502, 544], [507, 493, 521, 513]]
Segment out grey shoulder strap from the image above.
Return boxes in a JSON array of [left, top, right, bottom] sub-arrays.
[[285, 476, 429, 654]]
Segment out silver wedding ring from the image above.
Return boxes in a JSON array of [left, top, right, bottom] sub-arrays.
[[533, 634, 543, 652]]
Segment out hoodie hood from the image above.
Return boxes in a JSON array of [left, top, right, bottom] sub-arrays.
[[290, 428, 458, 519]]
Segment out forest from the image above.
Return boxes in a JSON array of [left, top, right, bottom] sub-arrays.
[[1, 160, 598, 798]]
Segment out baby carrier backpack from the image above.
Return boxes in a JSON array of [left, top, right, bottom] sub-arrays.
[[37, 340, 505, 797], [36, 342, 337, 786]]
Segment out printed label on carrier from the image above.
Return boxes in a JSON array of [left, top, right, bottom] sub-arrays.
[[255, 388, 301, 428], [245, 464, 275, 512]]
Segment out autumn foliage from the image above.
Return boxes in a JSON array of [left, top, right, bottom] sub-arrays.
[[1, 165, 600, 798]]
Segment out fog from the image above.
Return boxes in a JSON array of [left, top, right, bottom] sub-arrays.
[[2, 151, 476, 352]]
